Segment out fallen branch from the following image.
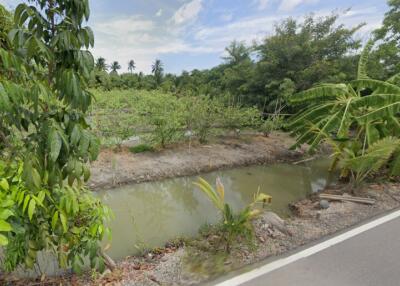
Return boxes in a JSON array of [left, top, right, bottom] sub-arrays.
[[319, 194, 375, 205], [99, 249, 117, 271], [293, 157, 315, 165]]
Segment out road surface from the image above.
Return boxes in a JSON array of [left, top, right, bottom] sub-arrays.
[[216, 209, 400, 286]]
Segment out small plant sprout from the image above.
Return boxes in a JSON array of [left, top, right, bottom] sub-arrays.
[[193, 177, 272, 252]]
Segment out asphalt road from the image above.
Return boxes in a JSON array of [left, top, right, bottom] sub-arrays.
[[217, 211, 400, 286]]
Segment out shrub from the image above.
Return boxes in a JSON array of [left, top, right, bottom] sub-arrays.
[[220, 106, 262, 135], [129, 144, 154, 153], [259, 115, 284, 137], [193, 177, 271, 252]]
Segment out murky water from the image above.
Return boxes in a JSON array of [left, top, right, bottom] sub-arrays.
[[98, 158, 334, 260]]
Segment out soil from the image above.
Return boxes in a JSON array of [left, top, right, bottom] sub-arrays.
[[88, 132, 306, 190], [4, 182, 400, 286]]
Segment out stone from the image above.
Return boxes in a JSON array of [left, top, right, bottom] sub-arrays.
[[320, 199, 330, 209]]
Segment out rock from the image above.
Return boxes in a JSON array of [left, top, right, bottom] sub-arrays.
[[121, 136, 141, 148], [262, 211, 292, 236], [184, 130, 194, 137], [258, 236, 266, 243], [319, 200, 330, 209]]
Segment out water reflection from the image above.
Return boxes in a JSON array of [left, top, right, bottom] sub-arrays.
[[98, 158, 333, 260]]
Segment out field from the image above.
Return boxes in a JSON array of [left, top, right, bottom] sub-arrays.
[[90, 89, 263, 148]]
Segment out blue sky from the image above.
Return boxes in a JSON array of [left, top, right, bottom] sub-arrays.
[[0, 0, 389, 74]]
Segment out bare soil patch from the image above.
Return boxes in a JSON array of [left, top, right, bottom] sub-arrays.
[[88, 132, 305, 190]]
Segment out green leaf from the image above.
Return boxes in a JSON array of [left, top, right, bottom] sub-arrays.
[[0, 178, 9, 191], [0, 209, 14, 220], [28, 199, 36, 221], [23, 195, 30, 213], [60, 212, 68, 233], [0, 234, 8, 246], [49, 129, 62, 162], [51, 211, 59, 231], [0, 219, 12, 232], [70, 125, 81, 145]]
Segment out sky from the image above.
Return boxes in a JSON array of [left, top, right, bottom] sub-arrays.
[[0, 0, 389, 74]]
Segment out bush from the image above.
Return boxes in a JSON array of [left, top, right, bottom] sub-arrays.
[[129, 144, 154, 153], [193, 177, 271, 252], [259, 115, 284, 137]]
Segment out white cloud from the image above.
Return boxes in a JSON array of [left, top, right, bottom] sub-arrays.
[[156, 9, 163, 17], [90, 2, 383, 74], [194, 15, 285, 53], [220, 12, 234, 22], [278, 0, 319, 12], [256, 0, 269, 10], [95, 16, 154, 35], [171, 0, 203, 25]]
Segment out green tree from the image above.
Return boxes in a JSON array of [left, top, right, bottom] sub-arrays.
[[222, 40, 251, 66], [0, 4, 12, 50], [247, 13, 362, 110], [371, 0, 400, 79], [110, 61, 121, 74], [152, 59, 164, 86], [0, 0, 111, 273], [128, 59, 136, 73], [95, 57, 108, 71]]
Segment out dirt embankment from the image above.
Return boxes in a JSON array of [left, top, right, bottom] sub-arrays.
[[89, 132, 306, 190]]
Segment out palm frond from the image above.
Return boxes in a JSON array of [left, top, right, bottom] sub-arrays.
[[288, 84, 348, 105], [344, 137, 400, 176], [352, 79, 400, 94], [357, 39, 374, 80], [387, 73, 400, 85]]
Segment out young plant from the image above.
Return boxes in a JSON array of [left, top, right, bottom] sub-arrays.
[[193, 177, 271, 252], [259, 115, 284, 137]]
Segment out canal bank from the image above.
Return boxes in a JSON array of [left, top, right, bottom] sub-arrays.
[[88, 132, 307, 190]]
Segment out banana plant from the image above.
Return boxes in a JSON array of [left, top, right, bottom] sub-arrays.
[[288, 40, 400, 182]]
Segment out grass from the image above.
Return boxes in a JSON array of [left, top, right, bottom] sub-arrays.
[[129, 144, 154, 153]]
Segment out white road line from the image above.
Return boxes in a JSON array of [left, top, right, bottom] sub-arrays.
[[215, 209, 400, 286]]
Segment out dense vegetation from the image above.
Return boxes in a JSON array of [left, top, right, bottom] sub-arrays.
[[288, 40, 400, 186], [91, 89, 262, 147], [0, 0, 110, 273]]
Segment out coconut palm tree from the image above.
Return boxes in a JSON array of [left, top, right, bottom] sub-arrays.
[[110, 61, 121, 74], [152, 59, 164, 86], [95, 57, 108, 71], [222, 40, 250, 65], [128, 60, 136, 73]]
